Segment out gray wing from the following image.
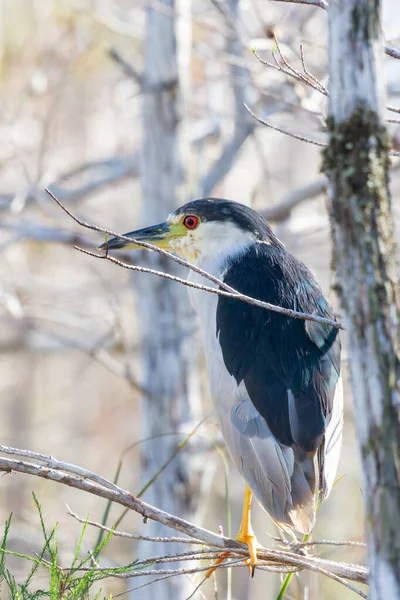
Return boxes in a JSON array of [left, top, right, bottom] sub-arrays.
[[218, 395, 317, 534]]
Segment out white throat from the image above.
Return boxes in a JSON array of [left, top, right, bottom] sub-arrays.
[[170, 220, 255, 268]]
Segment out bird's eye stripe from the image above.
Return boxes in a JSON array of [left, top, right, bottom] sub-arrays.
[[183, 215, 199, 229]]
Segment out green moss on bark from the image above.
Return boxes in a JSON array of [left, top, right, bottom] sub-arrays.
[[350, 2, 380, 42], [321, 106, 392, 266], [322, 106, 390, 201]]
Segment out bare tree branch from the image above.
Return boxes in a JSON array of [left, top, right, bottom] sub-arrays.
[[253, 48, 328, 97], [384, 45, 400, 60], [0, 445, 120, 493], [45, 188, 343, 329], [39, 545, 366, 599], [244, 103, 328, 147], [0, 155, 139, 213], [76, 246, 343, 330], [262, 177, 328, 221], [200, 123, 255, 197], [245, 104, 400, 157], [0, 450, 369, 589], [67, 506, 203, 545], [261, 157, 400, 222], [269, 0, 400, 61], [109, 47, 178, 93], [269, 0, 328, 7], [200, 0, 256, 197]]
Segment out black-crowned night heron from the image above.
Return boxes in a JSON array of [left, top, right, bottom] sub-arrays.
[[100, 198, 343, 574]]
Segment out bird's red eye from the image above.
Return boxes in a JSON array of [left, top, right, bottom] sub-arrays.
[[183, 215, 199, 229]]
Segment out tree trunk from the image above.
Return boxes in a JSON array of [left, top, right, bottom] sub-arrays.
[[323, 1, 400, 598], [131, 3, 203, 599]]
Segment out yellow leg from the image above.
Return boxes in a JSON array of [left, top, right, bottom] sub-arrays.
[[236, 486, 258, 576], [206, 486, 259, 578]]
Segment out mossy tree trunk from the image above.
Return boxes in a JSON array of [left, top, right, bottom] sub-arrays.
[[323, 1, 400, 597]]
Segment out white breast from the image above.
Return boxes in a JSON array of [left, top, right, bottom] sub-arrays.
[[187, 255, 246, 413]]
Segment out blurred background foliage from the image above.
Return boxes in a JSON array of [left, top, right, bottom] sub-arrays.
[[0, 1, 399, 598]]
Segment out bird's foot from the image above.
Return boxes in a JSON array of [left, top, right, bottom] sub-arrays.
[[206, 486, 260, 578], [205, 551, 231, 579], [204, 533, 260, 580], [236, 529, 259, 577]]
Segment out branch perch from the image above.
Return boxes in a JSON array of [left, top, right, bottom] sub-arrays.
[[0, 449, 368, 593]]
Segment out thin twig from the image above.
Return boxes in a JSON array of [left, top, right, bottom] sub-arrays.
[[253, 47, 327, 97], [268, 0, 400, 62], [299, 540, 366, 549], [45, 188, 344, 330], [272, 534, 366, 549], [244, 103, 328, 147], [66, 506, 203, 545], [76, 245, 344, 330], [299, 44, 328, 95], [245, 103, 400, 157], [269, 0, 328, 7], [273, 36, 327, 96]]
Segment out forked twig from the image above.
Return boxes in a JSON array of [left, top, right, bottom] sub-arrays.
[[299, 43, 328, 95], [45, 189, 344, 330]]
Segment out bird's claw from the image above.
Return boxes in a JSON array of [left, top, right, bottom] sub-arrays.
[[236, 531, 259, 577]]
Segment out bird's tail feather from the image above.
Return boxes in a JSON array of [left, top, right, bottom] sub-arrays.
[[318, 378, 344, 500], [287, 450, 316, 534]]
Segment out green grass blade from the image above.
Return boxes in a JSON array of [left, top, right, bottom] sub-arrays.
[[95, 419, 206, 555], [32, 493, 58, 561], [275, 533, 309, 600], [0, 514, 12, 592]]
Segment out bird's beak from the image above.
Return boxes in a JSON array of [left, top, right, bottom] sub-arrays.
[[98, 221, 174, 251]]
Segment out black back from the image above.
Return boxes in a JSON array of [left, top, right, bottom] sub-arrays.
[[216, 243, 341, 452]]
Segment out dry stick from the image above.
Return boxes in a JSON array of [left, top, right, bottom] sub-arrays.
[[253, 48, 327, 97], [384, 45, 400, 60], [269, 0, 328, 6], [299, 43, 328, 95], [67, 506, 203, 545], [45, 188, 343, 330], [68, 505, 366, 598], [51, 551, 298, 576], [68, 504, 366, 550], [0, 445, 119, 493], [76, 246, 343, 333], [244, 103, 328, 147], [245, 103, 400, 157], [254, 46, 398, 126], [0, 455, 368, 587], [269, 0, 399, 61], [273, 36, 326, 96], [115, 560, 307, 600]]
